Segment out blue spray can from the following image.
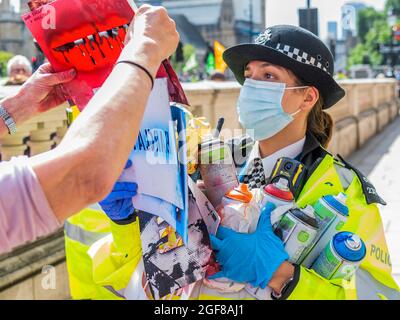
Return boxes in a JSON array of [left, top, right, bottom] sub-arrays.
[[312, 231, 366, 280]]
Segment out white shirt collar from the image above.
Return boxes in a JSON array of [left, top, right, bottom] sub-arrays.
[[247, 137, 306, 178]]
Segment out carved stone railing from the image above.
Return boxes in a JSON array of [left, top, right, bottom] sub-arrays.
[[182, 79, 399, 158]]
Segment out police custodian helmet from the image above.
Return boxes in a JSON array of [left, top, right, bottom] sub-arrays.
[[223, 25, 346, 109]]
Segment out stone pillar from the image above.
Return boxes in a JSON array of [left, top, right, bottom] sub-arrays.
[[0, 132, 29, 161], [53, 120, 69, 146]]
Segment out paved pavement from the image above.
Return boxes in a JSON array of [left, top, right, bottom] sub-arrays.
[[349, 116, 400, 286]]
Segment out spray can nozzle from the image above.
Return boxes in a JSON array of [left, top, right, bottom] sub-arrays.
[[214, 118, 225, 139], [302, 205, 316, 218], [201, 117, 225, 144], [274, 178, 290, 190], [336, 193, 348, 205]]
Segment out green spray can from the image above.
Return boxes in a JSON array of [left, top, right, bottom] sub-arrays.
[[300, 193, 349, 268]]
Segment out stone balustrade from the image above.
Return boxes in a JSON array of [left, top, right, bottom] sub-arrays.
[[0, 85, 69, 161], [0, 78, 398, 299]]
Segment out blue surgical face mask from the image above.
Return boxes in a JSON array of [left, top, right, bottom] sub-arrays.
[[237, 78, 308, 141]]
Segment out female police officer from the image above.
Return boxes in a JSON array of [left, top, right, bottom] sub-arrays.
[[207, 25, 400, 300], [74, 25, 400, 300]]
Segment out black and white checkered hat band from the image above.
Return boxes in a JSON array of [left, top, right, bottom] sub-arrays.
[[275, 43, 331, 75]]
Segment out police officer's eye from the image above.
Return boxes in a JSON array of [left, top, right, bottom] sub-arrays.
[[265, 73, 274, 80]]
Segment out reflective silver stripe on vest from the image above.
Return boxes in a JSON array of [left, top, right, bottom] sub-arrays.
[[103, 286, 127, 299], [334, 163, 355, 190], [356, 268, 400, 300], [64, 220, 110, 246], [88, 203, 106, 212]]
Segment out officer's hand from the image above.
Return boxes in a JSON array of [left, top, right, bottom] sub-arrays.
[[209, 203, 289, 289], [99, 160, 138, 224]]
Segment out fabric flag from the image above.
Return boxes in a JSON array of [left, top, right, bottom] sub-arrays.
[[205, 51, 216, 75], [214, 40, 227, 73], [183, 52, 198, 73]]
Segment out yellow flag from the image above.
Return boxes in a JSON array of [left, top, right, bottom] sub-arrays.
[[214, 41, 227, 73]]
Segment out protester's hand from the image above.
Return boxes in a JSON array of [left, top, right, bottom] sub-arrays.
[[16, 63, 76, 122], [209, 203, 290, 289], [99, 160, 139, 225], [121, 4, 179, 78]]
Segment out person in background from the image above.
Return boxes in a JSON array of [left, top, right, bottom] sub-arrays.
[[334, 70, 348, 81], [5, 55, 33, 86], [209, 70, 226, 82]]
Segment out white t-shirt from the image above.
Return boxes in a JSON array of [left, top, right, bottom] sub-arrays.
[[0, 156, 60, 254]]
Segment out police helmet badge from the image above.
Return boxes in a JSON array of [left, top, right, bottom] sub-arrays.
[[255, 29, 272, 45]]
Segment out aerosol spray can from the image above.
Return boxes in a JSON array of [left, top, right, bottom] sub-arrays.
[[199, 119, 239, 208], [312, 231, 366, 281], [274, 206, 319, 264], [218, 183, 260, 233], [300, 193, 349, 268], [261, 178, 295, 208]]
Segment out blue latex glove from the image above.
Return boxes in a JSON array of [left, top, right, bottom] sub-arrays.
[[99, 160, 138, 224], [209, 203, 289, 289]]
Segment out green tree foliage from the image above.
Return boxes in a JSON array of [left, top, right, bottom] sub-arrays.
[[357, 8, 387, 43], [171, 44, 197, 73], [183, 44, 196, 63], [0, 51, 14, 77], [348, 5, 392, 68], [385, 0, 400, 13]]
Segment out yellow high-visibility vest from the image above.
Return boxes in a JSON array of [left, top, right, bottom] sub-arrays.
[[67, 155, 400, 300]]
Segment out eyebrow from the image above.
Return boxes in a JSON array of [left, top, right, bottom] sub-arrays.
[[245, 62, 284, 71], [261, 62, 288, 72], [260, 62, 272, 68]]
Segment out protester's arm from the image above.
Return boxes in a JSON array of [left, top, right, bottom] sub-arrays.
[[28, 5, 179, 223], [0, 65, 76, 137]]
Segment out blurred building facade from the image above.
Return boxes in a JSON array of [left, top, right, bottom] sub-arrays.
[[341, 2, 366, 54], [138, 0, 266, 47], [0, 0, 36, 58], [327, 21, 338, 70], [332, 2, 367, 72], [341, 1, 366, 39], [328, 21, 338, 40]]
